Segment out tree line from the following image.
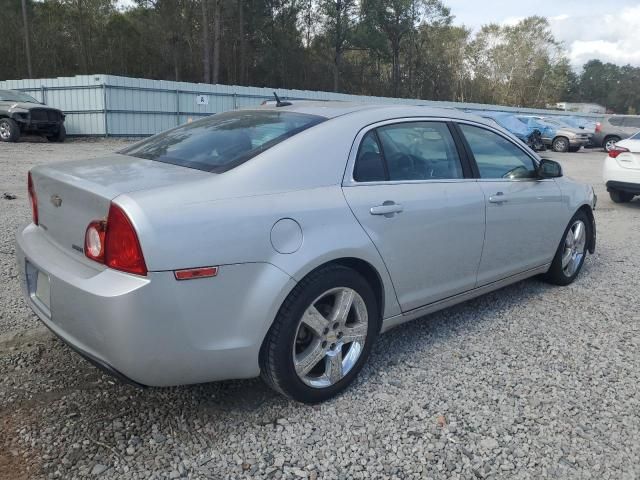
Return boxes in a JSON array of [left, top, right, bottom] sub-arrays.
[[1, 0, 639, 114]]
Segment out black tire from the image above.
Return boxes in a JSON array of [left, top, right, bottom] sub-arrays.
[[609, 190, 634, 203], [603, 136, 620, 152], [543, 210, 590, 286], [0, 118, 20, 142], [260, 264, 380, 403], [552, 136, 569, 153], [47, 124, 66, 143]]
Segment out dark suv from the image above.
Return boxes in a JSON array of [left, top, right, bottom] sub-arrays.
[[592, 115, 640, 152], [0, 89, 66, 142]]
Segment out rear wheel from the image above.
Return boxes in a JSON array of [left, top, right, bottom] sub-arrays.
[[544, 211, 590, 286], [260, 265, 379, 403], [604, 136, 620, 152], [552, 137, 570, 153], [0, 118, 20, 142], [609, 190, 634, 203]]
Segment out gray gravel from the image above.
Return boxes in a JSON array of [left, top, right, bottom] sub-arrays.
[[1, 140, 639, 479]]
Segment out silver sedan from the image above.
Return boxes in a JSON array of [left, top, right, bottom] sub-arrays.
[[16, 103, 596, 403]]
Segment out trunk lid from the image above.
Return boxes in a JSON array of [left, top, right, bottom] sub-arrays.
[[31, 154, 210, 255]]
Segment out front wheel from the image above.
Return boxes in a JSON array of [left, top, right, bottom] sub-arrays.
[[260, 265, 379, 403], [0, 118, 20, 142], [544, 211, 590, 286], [552, 137, 569, 153]]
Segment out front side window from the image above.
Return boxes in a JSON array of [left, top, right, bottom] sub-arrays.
[[121, 110, 325, 172], [376, 122, 463, 181], [459, 124, 537, 180]]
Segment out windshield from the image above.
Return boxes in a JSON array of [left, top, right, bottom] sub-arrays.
[[631, 131, 640, 140], [121, 110, 325, 172], [0, 90, 40, 103]]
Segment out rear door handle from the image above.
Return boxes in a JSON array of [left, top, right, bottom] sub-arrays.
[[488, 192, 508, 204], [370, 201, 403, 217]]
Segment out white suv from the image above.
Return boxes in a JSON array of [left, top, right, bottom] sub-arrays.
[[603, 131, 640, 203]]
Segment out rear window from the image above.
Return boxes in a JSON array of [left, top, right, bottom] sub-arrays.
[[121, 110, 325, 172]]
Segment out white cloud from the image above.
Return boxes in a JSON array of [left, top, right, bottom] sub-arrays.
[[550, 5, 640, 68]]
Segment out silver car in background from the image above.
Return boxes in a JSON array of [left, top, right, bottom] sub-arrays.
[[16, 103, 596, 403]]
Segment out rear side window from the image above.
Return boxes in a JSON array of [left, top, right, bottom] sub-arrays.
[[353, 121, 463, 182], [353, 131, 386, 182], [121, 110, 325, 172], [623, 117, 640, 128], [609, 117, 625, 127], [377, 122, 463, 180], [459, 124, 537, 179]]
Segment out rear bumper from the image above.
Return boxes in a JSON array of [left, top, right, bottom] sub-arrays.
[[606, 181, 640, 195], [603, 157, 640, 192], [16, 223, 296, 386]]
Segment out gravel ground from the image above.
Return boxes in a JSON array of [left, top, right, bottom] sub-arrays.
[[1, 139, 639, 480]]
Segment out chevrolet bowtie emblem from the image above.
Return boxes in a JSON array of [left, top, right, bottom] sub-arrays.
[[50, 194, 62, 207]]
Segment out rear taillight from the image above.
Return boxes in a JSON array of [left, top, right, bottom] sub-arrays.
[[609, 146, 630, 158], [84, 221, 106, 262], [595, 122, 601, 133], [84, 203, 147, 276], [27, 172, 38, 225]]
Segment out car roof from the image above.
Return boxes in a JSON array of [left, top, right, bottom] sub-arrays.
[[254, 100, 497, 126]]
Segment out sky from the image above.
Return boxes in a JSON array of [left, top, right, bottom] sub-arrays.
[[444, 0, 640, 69], [116, 0, 640, 70]]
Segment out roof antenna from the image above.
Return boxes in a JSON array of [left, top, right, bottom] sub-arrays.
[[273, 92, 292, 107]]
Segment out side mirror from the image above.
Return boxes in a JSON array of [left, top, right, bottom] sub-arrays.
[[538, 158, 562, 178]]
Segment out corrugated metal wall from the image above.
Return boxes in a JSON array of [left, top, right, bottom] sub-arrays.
[[0, 74, 598, 136]]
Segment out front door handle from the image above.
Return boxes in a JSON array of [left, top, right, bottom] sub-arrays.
[[370, 201, 403, 217], [488, 192, 508, 204]]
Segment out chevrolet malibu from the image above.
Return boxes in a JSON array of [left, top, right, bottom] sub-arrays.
[[17, 103, 596, 403]]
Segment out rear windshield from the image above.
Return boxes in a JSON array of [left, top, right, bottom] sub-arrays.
[[121, 110, 325, 172]]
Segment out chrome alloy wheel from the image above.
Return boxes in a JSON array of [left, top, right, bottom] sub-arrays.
[[0, 121, 11, 140], [293, 287, 368, 388], [604, 138, 619, 152], [562, 219, 586, 277]]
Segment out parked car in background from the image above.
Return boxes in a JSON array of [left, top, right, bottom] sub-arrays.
[[474, 111, 546, 151], [603, 130, 640, 203], [17, 103, 596, 403], [0, 89, 66, 143], [555, 115, 597, 135], [592, 115, 640, 152], [516, 116, 591, 152]]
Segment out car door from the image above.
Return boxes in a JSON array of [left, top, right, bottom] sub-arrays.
[[342, 120, 486, 312], [456, 122, 565, 286]]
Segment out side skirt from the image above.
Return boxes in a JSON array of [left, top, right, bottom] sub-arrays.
[[380, 264, 551, 333]]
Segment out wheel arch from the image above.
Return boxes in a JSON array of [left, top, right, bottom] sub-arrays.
[[576, 204, 596, 254], [286, 256, 387, 328]]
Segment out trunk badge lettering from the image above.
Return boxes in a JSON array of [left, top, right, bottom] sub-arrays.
[[50, 194, 62, 207]]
